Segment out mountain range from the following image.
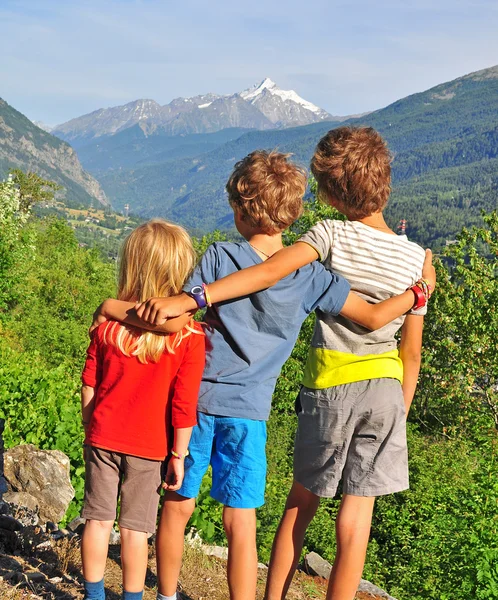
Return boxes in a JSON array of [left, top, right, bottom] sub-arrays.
[[2, 68, 498, 248], [0, 99, 107, 208], [78, 65, 498, 247], [51, 78, 345, 146]]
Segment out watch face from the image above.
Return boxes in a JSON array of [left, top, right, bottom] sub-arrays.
[[190, 285, 203, 295]]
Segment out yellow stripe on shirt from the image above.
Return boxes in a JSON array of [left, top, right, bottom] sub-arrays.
[[302, 347, 404, 389]]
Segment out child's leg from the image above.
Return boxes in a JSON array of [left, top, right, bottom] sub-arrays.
[[223, 507, 258, 600], [264, 481, 320, 600], [155, 415, 215, 598], [118, 454, 162, 597], [326, 494, 375, 600], [156, 492, 196, 597], [120, 527, 149, 593], [210, 416, 267, 600], [81, 519, 114, 585], [81, 447, 122, 599]]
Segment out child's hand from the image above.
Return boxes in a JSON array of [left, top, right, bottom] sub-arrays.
[[422, 249, 436, 292], [89, 303, 108, 335], [162, 458, 185, 491], [136, 296, 187, 324]]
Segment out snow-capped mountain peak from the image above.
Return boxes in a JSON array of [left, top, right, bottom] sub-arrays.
[[240, 77, 277, 101], [53, 78, 333, 143], [239, 78, 330, 125]]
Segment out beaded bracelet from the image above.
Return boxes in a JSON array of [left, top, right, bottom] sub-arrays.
[[171, 449, 190, 460], [202, 283, 212, 307]]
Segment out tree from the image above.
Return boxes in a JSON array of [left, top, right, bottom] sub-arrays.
[[9, 169, 61, 212], [415, 211, 498, 435]]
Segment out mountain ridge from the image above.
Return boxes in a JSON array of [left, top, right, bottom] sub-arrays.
[[90, 64, 498, 247], [0, 98, 108, 208], [51, 79, 351, 146]]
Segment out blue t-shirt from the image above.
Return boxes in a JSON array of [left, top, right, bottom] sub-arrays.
[[186, 241, 350, 421]]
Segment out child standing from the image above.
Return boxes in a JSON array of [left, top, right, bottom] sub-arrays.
[[146, 127, 431, 600], [80, 220, 205, 600], [101, 149, 434, 600]]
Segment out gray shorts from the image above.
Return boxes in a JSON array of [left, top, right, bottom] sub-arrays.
[[294, 379, 408, 498], [82, 446, 162, 534]]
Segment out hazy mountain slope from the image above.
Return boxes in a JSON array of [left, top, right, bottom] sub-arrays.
[[0, 98, 108, 207], [77, 126, 252, 171], [96, 120, 340, 217], [355, 65, 498, 153]]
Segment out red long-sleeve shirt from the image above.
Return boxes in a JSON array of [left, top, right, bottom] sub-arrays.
[[81, 321, 205, 460]]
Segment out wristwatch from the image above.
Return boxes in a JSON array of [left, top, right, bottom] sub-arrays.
[[187, 285, 207, 309]]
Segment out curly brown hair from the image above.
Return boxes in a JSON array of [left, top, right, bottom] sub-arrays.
[[226, 150, 306, 234], [311, 126, 391, 219]]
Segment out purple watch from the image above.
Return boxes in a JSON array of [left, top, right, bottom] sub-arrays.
[[188, 285, 207, 309]]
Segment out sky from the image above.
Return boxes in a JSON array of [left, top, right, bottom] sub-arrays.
[[1, 0, 498, 126]]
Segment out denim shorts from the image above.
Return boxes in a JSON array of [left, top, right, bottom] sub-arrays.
[[177, 413, 267, 509], [294, 379, 409, 498]]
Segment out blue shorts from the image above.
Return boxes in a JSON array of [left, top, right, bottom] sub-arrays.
[[177, 413, 267, 509]]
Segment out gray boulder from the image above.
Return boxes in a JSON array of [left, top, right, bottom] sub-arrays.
[[4, 444, 74, 524], [358, 579, 398, 600], [304, 552, 332, 579]]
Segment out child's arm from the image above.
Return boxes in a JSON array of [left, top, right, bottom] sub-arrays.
[[399, 315, 424, 415], [163, 327, 205, 491], [81, 385, 96, 435], [163, 426, 193, 491], [135, 244, 436, 332], [89, 299, 195, 334], [137, 242, 319, 322]]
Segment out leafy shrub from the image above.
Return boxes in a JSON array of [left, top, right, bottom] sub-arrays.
[[0, 345, 84, 522]]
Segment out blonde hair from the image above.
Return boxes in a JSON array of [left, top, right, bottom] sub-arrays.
[[226, 150, 306, 234], [104, 219, 199, 363], [311, 127, 391, 219]]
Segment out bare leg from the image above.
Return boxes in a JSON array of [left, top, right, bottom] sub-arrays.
[[120, 527, 148, 593], [326, 495, 376, 600], [223, 507, 258, 600], [81, 519, 114, 582], [265, 481, 320, 600], [156, 492, 196, 597]]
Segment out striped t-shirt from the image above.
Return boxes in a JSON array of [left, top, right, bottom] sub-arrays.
[[300, 219, 427, 389]]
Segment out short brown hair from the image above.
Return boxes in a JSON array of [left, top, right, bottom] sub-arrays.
[[311, 126, 391, 219], [226, 150, 306, 234]]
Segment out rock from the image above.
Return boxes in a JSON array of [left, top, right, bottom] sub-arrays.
[[0, 499, 11, 515], [304, 551, 332, 579], [0, 514, 23, 532], [358, 579, 398, 600], [26, 571, 46, 583], [4, 492, 39, 526], [185, 527, 203, 548], [4, 444, 74, 524], [202, 545, 228, 560], [4, 491, 39, 513], [258, 563, 268, 570], [0, 418, 7, 498], [67, 516, 86, 535], [109, 529, 121, 545]]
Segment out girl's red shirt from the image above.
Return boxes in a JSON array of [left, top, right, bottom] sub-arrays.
[[81, 321, 205, 460]]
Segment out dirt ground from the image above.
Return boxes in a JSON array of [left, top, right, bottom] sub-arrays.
[[0, 539, 384, 600]]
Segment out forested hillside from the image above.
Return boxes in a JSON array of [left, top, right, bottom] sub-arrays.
[[89, 65, 498, 247], [1, 173, 497, 599]]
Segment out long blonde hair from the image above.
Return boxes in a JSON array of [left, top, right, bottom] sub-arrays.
[[104, 219, 199, 363]]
